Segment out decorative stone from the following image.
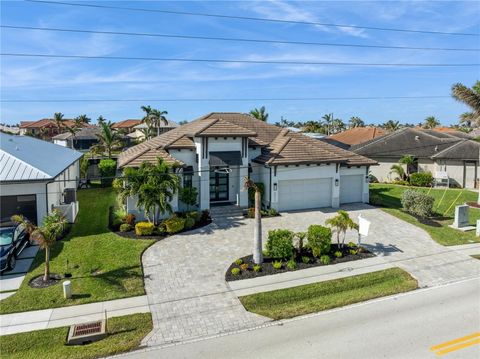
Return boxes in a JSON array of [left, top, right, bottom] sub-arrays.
[[449, 205, 475, 232]]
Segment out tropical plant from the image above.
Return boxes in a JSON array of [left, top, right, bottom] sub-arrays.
[[349, 116, 365, 128], [266, 229, 294, 259], [92, 120, 123, 158], [423, 116, 440, 129], [399, 154, 416, 178], [53, 112, 64, 134], [141, 105, 168, 136], [98, 159, 117, 186], [249, 106, 269, 121], [383, 120, 401, 132], [452, 81, 480, 127], [76, 114, 91, 124], [322, 113, 334, 135], [390, 164, 406, 181], [302, 120, 325, 133], [97, 115, 106, 126], [179, 186, 198, 210], [116, 157, 180, 225], [244, 177, 263, 264], [12, 211, 66, 282], [330, 118, 346, 134], [307, 225, 331, 257], [325, 210, 359, 248]]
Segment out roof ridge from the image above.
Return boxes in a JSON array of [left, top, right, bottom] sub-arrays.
[[430, 139, 468, 158]]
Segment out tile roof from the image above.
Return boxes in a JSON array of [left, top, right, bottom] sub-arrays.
[[52, 127, 101, 140], [328, 127, 386, 146], [111, 119, 142, 129], [20, 119, 92, 129], [118, 112, 376, 168]]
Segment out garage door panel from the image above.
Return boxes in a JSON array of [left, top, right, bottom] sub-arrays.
[[340, 175, 363, 204], [278, 178, 332, 211]]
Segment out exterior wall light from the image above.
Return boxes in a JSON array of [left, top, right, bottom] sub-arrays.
[[273, 183, 278, 191], [335, 179, 339, 186]]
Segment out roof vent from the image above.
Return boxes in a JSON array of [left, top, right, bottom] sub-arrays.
[[435, 146, 438, 151], [415, 136, 420, 141]]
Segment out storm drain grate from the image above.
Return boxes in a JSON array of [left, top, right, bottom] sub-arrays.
[[67, 320, 107, 345], [73, 321, 102, 336]]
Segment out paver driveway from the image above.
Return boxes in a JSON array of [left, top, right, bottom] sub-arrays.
[[142, 204, 480, 347]]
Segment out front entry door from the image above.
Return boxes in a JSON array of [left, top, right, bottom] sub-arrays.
[[210, 167, 229, 202]]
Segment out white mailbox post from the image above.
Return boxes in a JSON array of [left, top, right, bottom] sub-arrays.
[[358, 214, 371, 245]]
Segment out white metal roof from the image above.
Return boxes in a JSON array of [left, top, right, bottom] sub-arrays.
[[0, 133, 83, 182]]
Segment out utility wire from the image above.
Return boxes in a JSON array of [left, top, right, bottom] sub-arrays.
[[2, 53, 478, 67], [2, 25, 478, 52], [0, 96, 452, 103], [25, 0, 480, 37]]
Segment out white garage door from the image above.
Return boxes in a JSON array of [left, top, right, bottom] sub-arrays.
[[340, 175, 363, 204], [278, 178, 332, 211]]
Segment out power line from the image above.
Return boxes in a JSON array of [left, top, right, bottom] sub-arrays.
[[25, 0, 479, 37], [3, 25, 478, 52], [2, 53, 478, 67], [0, 96, 452, 103]]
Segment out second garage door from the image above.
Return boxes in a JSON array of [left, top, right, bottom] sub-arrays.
[[278, 178, 332, 211], [340, 175, 363, 204]]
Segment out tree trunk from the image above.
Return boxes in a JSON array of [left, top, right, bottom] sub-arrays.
[[253, 190, 263, 264], [44, 247, 50, 282]]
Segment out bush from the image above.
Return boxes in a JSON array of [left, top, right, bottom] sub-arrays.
[[135, 221, 154, 236], [98, 159, 117, 187], [164, 216, 186, 234], [247, 207, 256, 218], [253, 264, 262, 272], [320, 255, 331, 265], [184, 217, 195, 229], [272, 261, 282, 270], [200, 210, 210, 223], [119, 223, 132, 232], [240, 263, 249, 271], [369, 194, 383, 206], [268, 208, 279, 216], [125, 213, 136, 226], [235, 258, 243, 265], [401, 190, 434, 218], [186, 211, 201, 223], [231, 268, 240, 276], [347, 242, 356, 248], [334, 251, 343, 258], [307, 225, 332, 258], [349, 249, 358, 255], [286, 258, 297, 270], [409, 172, 433, 187], [301, 256, 310, 264], [248, 182, 265, 207], [179, 187, 198, 209], [266, 229, 295, 259]]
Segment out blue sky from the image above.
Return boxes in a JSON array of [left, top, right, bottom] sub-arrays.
[[1, 0, 479, 126]]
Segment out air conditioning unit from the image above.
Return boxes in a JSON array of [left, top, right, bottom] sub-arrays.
[[64, 188, 77, 204]]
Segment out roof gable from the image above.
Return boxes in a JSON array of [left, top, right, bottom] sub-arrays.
[[328, 127, 386, 146]]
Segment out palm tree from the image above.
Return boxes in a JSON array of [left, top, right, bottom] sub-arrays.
[[76, 114, 91, 124], [383, 120, 401, 132], [459, 112, 476, 128], [12, 211, 66, 282], [399, 154, 416, 178], [325, 210, 359, 248], [349, 116, 365, 128], [53, 112, 64, 135], [92, 121, 123, 158], [322, 113, 334, 135], [452, 81, 480, 128], [330, 118, 346, 134], [390, 164, 406, 181], [249, 106, 269, 122], [141, 106, 168, 136], [423, 116, 440, 129], [97, 115, 106, 126], [243, 177, 263, 264], [302, 120, 324, 133]]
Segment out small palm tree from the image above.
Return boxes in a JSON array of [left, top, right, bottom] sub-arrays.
[[53, 112, 64, 135], [349, 116, 365, 128], [330, 118, 346, 134], [383, 120, 401, 132], [141, 106, 168, 136], [325, 210, 359, 248], [423, 116, 440, 129], [77, 114, 91, 124], [322, 113, 334, 135], [12, 211, 66, 282], [92, 121, 123, 158], [390, 164, 406, 181], [244, 177, 263, 264], [97, 116, 106, 126], [399, 154, 416, 178], [249, 106, 269, 122]]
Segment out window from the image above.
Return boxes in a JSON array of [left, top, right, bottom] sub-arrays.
[[183, 166, 193, 188]]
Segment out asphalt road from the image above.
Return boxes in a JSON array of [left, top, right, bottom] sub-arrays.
[[119, 277, 480, 359]]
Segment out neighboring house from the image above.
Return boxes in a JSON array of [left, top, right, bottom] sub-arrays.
[[416, 127, 472, 139], [327, 127, 386, 148], [118, 112, 376, 220], [0, 125, 20, 135], [352, 128, 480, 188], [111, 119, 142, 133], [52, 127, 100, 151], [127, 120, 179, 141], [0, 134, 83, 224], [19, 119, 91, 139]]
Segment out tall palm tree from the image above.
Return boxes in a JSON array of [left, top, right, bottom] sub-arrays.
[[97, 115, 106, 126], [249, 106, 269, 122], [325, 210, 359, 248], [423, 116, 440, 129], [322, 113, 334, 135], [76, 114, 91, 124], [92, 121, 123, 158], [53, 112, 64, 135], [349, 116, 365, 128], [330, 118, 346, 134], [141, 106, 168, 136], [243, 177, 263, 264], [302, 120, 324, 133], [12, 212, 66, 282], [452, 81, 480, 128], [383, 120, 401, 132], [389, 164, 406, 181]]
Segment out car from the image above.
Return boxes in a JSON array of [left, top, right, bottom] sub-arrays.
[[0, 221, 31, 273]]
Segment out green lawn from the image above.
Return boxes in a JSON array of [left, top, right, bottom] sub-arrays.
[[370, 184, 480, 246], [0, 188, 154, 314], [0, 313, 151, 359], [240, 268, 417, 320]]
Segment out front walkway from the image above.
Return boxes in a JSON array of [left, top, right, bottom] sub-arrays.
[[141, 204, 480, 347]]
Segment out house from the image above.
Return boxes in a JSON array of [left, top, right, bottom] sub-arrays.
[[126, 120, 179, 141], [327, 127, 386, 148], [111, 119, 142, 133], [118, 112, 376, 219], [52, 127, 100, 151], [352, 127, 479, 188], [0, 134, 83, 224], [19, 119, 91, 139]]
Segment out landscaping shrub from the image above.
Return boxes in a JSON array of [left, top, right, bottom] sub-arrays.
[[286, 258, 297, 270], [253, 264, 262, 272], [349, 249, 358, 255], [320, 255, 331, 265], [247, 207, 256, 218], [334, 251, 343, 258], [231, 268, 240, 276], [179, 187, 198, 210], [307, 225, 332, 258], [184, 217, 195, 230], [240, 263, 249, 271], [347, 242, 356, 248], [98, 159, 117, 187], [135, 222, 154, 236], [272, 261, 282, 270], [401, 190, 434, 218], [125, 214, 136, 226], [200, 210, 210, 223], [266, 229, 295, 259], [248, 182, 265, 207], [119, 223, 132, 232], [301, 256, 310, 264], [369, 194, 383, 206], [164, 216, 186, 234], [186, 211, 201, 223], [409, 172, 433, 187], [235, 258, 243, 265], [267, 208, 279, 216]]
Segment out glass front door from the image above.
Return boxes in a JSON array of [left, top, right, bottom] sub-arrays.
[[210, 167, 229, 202]]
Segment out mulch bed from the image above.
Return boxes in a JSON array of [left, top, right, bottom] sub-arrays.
[[466, 201, 480, 209], [29, 274, 62, 288], [225, 244, 374, 282], [112, 219, 212, 240]]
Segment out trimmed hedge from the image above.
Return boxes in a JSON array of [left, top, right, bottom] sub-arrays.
[[164, 217, 186, 234], [409, 172, 433, 187], [307, 225, 332, 257], [98, 159, 117, 187], [135, 221, 154, 236], [266, 229, 295, 259]]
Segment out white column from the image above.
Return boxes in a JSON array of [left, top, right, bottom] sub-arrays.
[[199, 165, 210, 210], [332, 164, 340, 208]]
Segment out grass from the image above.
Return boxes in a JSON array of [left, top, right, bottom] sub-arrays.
[[370, 184, 480, 246], [240, 268, 417, 320], [0, 188, 154, 314], [0, 313, 152, 359]]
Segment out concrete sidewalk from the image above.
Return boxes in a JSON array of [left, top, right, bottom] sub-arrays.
[[0, 295, 149, 336], [449, 243, 480, 256], [229, 256, 394, 297]]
